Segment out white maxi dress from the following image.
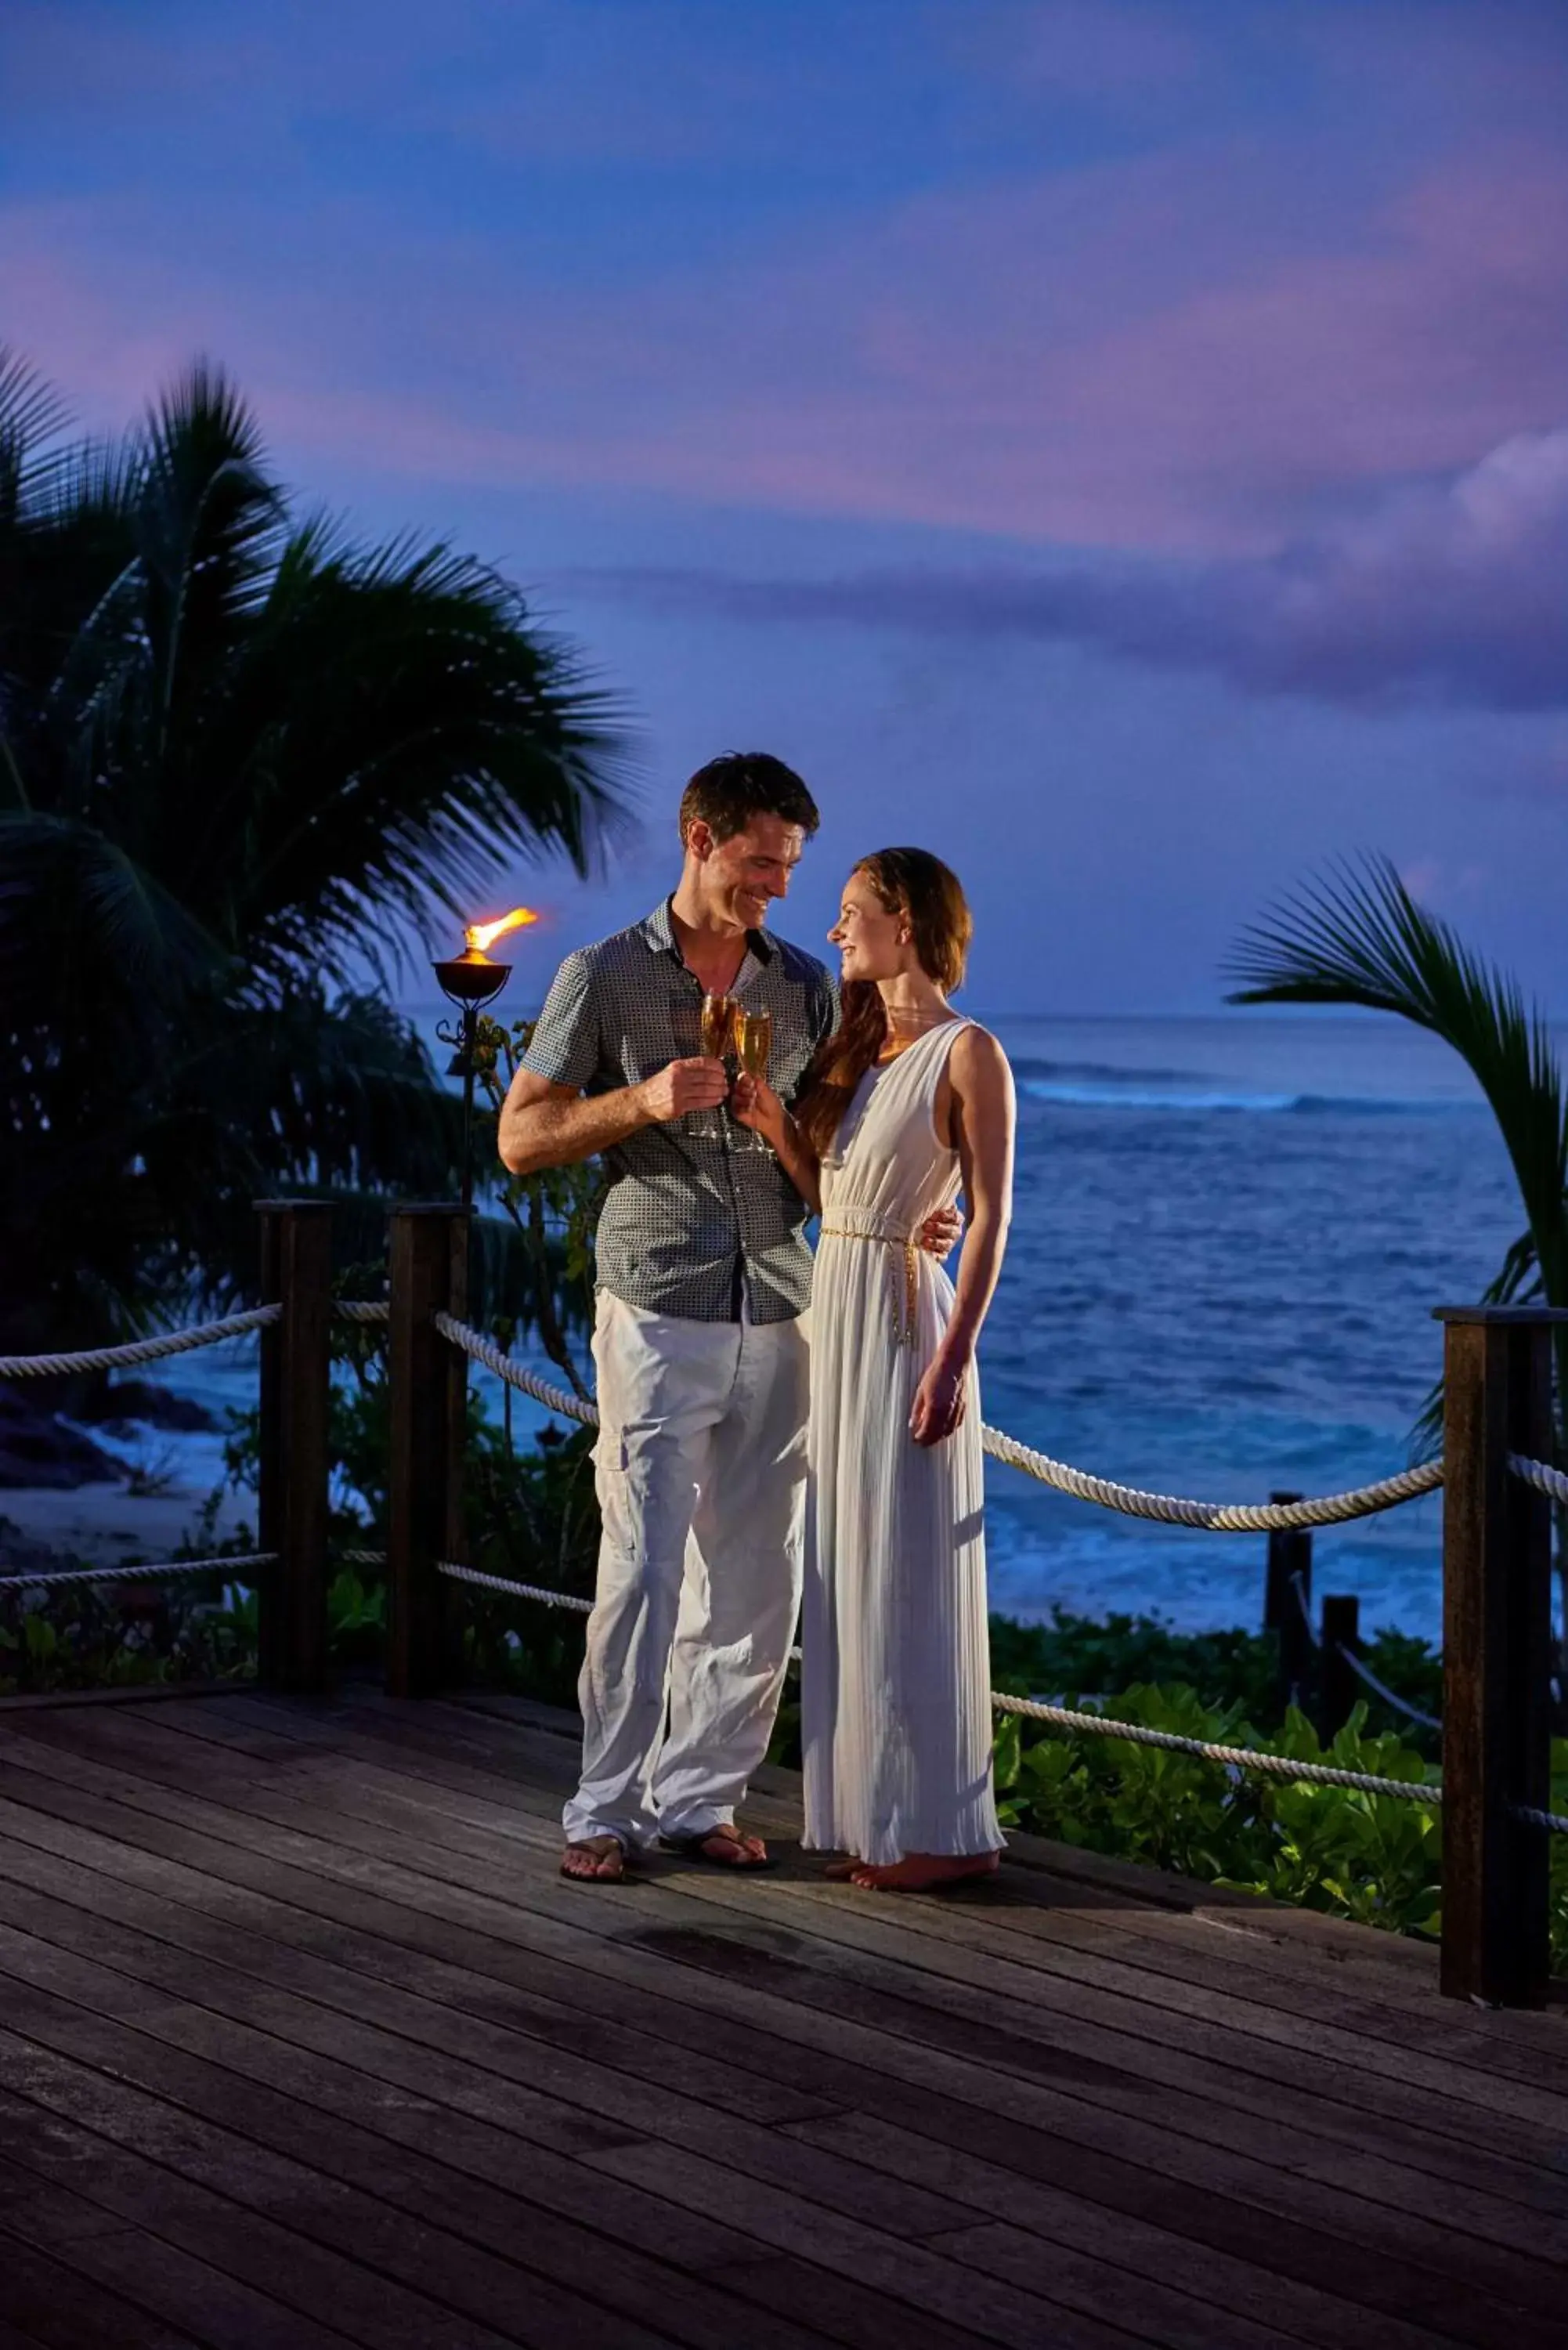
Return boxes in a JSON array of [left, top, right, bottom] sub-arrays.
[[802, 1018, 1004, 1865]]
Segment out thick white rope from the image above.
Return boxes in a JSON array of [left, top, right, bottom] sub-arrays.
[[432, 1316, 597, 1423], [989, 1692, 1440, 1801], [0, 1551, 275, 1593], [437, 1560, 594, 1610], [334, 1301, 390, 1325], [1332, 1642, 1443, 1732], [0, 1307, 280, 1379], [339, 1548, 388, 1568], [429, 1557, 1443, 1802], [432, 1316, 1441, 1529], [1508, 1452, 1568, 1508], [1510, 1804, 1568, 1835], [981, 1426, 1443, 1530]]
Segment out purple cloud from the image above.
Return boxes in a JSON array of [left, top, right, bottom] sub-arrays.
[[573, 426, 1568, 710]]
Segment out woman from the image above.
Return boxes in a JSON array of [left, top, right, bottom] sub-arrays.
[[733, 848, 1015, 1890]]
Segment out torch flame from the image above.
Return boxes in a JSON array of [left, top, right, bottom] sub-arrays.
[[464, 906, 540, 955]]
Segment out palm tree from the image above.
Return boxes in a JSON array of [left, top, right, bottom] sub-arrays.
[[0, 351, 632, 1354], [1224, 855, 1568, 1674]]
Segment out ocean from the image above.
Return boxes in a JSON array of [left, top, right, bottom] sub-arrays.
[[141, 1014, 1521, 1644]]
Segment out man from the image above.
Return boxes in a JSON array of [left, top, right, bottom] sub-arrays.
[[500, 752, 953, 1881]]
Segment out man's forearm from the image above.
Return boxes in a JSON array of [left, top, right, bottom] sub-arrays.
[[500, 1085, 649, 1174]]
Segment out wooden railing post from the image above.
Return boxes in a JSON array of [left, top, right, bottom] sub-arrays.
[[387, 1206, 469, 1699], [1319, 1594, 1359, 1744], [1436, 1304, 1563, 2006], [1264, 1495, 1313, 1716], [256, 1202, 332, 1692]]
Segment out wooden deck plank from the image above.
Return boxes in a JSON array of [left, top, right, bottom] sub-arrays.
[[2, 1708, 1551, 2265], [0, 1957, 993, 2350], [0, 2222, 214, 2350], [0, 1918, 1139, 2349], [0, 1843, 1324, 2350], [255, 1684, 1568, 2077], [334, 1689, 1568, 2088], [0, 1822, 1485, 2350], [0, 1821, 1468, 2350], [0, 1720, 1560, 2341], [0, 2034, 719, 2350], [197, 1708, 1568, 2185], [0, 1689, 1560, 2350], [50, 1698, 1568, 2178]]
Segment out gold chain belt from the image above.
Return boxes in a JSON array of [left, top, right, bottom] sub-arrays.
[[818, 1225, 919, 1347]]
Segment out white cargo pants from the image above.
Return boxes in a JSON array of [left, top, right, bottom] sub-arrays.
[[562, 1290, 810, 1849]]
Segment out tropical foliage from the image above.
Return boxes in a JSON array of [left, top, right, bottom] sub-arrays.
[[1225, 855, 1568, 1668], [0, 349, 630, 1354], [992, 1682, 1568, 1970]]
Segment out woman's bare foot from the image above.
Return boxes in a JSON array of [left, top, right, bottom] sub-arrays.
[[561, 1835, 630, 1882], [850, 1852, 1001, 1893], [822, 1855, 863, 1881]]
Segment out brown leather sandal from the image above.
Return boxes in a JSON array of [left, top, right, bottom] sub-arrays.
[[656, 1824, 774, 1871]]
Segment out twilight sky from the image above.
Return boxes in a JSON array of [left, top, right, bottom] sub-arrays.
[[4, 0, 1566, 1012]]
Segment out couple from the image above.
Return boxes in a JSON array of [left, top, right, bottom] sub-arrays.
[[499, 751, 1014, 1891]]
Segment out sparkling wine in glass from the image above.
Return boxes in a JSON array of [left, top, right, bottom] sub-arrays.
[[699, 991, 735, 1061], [692, 991, 735, 1138], [739, 1008, 771, 1080], [737, 1010, 772, 1148]]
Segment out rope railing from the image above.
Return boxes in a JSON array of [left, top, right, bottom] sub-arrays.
[[989, 1691, 1441, 1801], [1508, 1452, 1568, 1508], [433, 1545, 1564, 1825], [432, 1316, 596, 1423], [1332, 1640, 1442, 1733], [0, 1296, 387, 1382], [437, 1559, 594, 1611], [980, 1426, 1443, 1530], [0, 1307, 280, 1379], [1512, 1803, 1568, 1835], [426, 1556, 1450, 1804], [0, 1551, 275, 1594], [430, 1314, 1443, 1531]]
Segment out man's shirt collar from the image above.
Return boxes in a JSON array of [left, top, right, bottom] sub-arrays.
[[640, 897, 776, 966]]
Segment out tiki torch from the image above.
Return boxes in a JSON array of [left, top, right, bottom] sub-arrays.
[[433, 908, 537, 1210]]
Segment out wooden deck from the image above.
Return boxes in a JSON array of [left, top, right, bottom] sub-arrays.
[[0, 1687, 1563, 2350]]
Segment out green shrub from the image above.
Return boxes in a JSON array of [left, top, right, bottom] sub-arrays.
[[993, 1683, 1568, 1969]]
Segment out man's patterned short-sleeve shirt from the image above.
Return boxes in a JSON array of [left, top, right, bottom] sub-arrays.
[[522, 899, 836, 1323]]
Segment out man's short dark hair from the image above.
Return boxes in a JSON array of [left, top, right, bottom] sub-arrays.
[[678, 752, 820, 847]]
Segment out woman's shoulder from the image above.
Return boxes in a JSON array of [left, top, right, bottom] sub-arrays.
[[947, 1019, 1010, 1082]]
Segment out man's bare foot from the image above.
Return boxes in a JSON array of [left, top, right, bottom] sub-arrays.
[[850, 1852, 1001, 1893], [561, 1835, 630, 1882]]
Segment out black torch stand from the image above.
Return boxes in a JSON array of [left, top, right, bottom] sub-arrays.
[[433, 950, 513, 1212]]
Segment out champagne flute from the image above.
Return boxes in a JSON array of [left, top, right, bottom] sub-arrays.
[[736, 1008, 772, 1148], [699, 990, 735, 1061], [694, 990, 735, 1138]]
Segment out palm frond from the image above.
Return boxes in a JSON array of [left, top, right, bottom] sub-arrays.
[[0, 349, 70, 504], [1225, 855, 1568, 1306], [0, 812, 228, 996], [2, 344, 634, 1345]]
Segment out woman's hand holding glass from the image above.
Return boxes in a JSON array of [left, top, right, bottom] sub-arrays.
[[731, 1071, 789, 1154]]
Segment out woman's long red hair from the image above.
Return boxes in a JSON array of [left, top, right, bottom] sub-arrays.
[[794, 848, 972, 1159]]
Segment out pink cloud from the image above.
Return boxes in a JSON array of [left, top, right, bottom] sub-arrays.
[[580, 423, 1568, 712], [3, 128, 1565, 562]]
